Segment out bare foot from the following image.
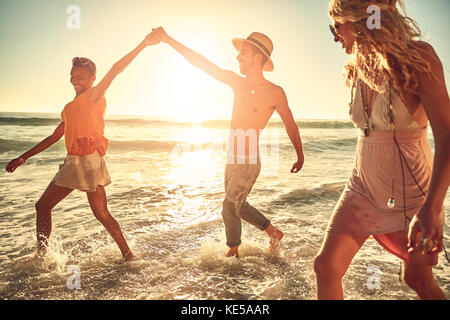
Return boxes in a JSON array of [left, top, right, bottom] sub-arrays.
[[265, 224, 284, 250], [225, 246, 240, 258], [37, 246, 47, 258], [123, 250, 136, 262]]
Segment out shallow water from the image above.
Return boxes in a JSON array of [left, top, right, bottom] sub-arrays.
[[0, 113, 448, 300]]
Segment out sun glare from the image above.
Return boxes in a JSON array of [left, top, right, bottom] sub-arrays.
[[165, 148, 215, 186], [164, 126, 225, 186], [156, 34, 231, 122]]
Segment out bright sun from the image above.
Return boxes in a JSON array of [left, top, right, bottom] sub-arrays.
[[169, 63, 214, 123], [156, 35, 233, 122]]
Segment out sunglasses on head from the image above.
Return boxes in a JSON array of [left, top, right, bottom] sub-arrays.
[[329, 24, 337, 38], [72, 57, 94, 74]]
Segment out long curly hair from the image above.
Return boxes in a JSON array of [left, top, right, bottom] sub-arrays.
[[329, 0, 436, 101]]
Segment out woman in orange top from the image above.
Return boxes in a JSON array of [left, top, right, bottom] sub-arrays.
[[5, 30, 161, 261]]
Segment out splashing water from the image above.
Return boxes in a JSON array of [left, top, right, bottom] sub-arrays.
[[0, 114, 448, 300]]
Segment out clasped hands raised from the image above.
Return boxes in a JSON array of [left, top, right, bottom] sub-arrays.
[[141, 27, 169, 47]]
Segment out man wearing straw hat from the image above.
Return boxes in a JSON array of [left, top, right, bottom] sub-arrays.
[[153, 27, 304, 258]]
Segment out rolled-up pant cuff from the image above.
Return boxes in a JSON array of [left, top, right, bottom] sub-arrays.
[[261, 220, 271, 231], [226, 240, 242, 248]]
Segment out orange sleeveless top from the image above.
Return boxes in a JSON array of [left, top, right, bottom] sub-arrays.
[[61, 88, 108, 156]]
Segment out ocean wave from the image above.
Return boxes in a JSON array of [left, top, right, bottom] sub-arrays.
[[1, 136, 357, 155], [0, 117, 61, 127], [0, 138, 64, 153], [0, 138, 222, 154], [295, 120, 355, 129], [302, 137, 357, 152], [108, 119, 356, 129], [109, 140, 178, 152], [110, 140, 229, 154], [107, 119, 179, 127], [275, 136, 357, 153], [271, 182, 346, 205], [0, 115, 355, 129]]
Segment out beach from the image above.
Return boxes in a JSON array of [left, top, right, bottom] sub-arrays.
[[0, 112, 448, 300]]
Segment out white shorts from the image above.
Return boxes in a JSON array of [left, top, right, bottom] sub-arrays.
[[52, 150, 111, 192]]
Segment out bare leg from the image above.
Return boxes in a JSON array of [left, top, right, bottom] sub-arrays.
[[402, 261, 446, 300], [314, 232, 368, 300], [35, 181, 73, 254], [86, 185, 134, 261]]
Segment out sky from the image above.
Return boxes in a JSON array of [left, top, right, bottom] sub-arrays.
[[0, 0, 449, 121]]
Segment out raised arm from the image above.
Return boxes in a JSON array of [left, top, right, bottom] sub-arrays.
[[5, 121, 65, 173], [275, 87, 304, 173], [154, 27, 241, 88], [90, 31, 161, 102], [408, 42, 450, 254]]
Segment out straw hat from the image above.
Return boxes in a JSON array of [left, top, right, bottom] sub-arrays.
[[232, 32, 274, 72]]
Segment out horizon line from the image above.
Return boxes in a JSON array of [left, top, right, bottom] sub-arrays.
[[0, 110, 351, 122]]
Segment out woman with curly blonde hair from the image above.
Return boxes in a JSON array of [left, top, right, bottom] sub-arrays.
[[314, 0, 449, 299]]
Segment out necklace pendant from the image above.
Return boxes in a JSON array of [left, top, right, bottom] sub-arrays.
[[364, 127, 369, 137], [387, 197, 395, 209]]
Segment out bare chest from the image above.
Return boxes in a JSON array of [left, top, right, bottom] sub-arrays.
[[233, 89, 276, 119]]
